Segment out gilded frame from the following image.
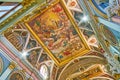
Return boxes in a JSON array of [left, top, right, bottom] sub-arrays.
[[25, 0, 90, 66], [70, 64, 104, 80]]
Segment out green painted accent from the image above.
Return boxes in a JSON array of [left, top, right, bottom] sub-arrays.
[[37, 0, 45, 3], [35, 20, 41, 27]]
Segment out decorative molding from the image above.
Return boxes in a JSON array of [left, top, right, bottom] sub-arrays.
[[8, 70, 26, 80], [8, 62, 16, 70], [0, 57, 3, 75], [58, 56, 107, 80], [0, 0, 37, 29]]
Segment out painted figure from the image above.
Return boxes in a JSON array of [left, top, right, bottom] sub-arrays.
[[27, 3, 83, 61]]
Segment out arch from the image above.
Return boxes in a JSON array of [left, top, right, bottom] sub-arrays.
[[39, 63, 49, 80], [88, 0, 108, 18], [8, 70, 26, 80], [90, 76, 114, 80], [58, 56, 107, 80]]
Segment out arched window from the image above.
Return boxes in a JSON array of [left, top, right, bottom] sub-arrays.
[[39, 64, 49, 80]]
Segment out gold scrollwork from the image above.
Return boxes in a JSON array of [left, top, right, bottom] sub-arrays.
[[8, 62, 16, 70], [21, 0, 36, 6], [114, 73, 120, 80]]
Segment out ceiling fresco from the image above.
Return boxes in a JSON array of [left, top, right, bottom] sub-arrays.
[[25, 0, 90, 66], [0, 0, 120, 80]]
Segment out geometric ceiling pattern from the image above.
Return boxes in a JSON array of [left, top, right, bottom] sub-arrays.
[[0, 0, 120, 80]]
